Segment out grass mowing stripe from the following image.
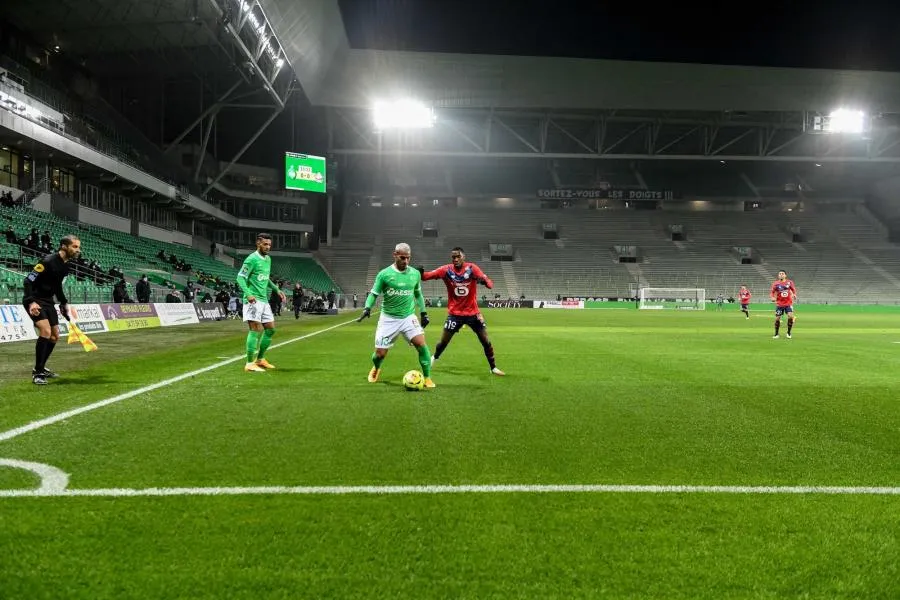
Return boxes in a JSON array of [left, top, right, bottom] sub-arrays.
[[2, 483, 900, 498], [0, 319, 356, 444]]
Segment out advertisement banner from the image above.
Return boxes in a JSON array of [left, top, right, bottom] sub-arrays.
[[534, 300, 585, 309], [584, 300, 636, 309], [57, 304, 108, 336], [606, 189, 674, 201], [193, 303, 226, 322], [0, 304, 37, 344], [537, 189, 607, 199], [101, 303, 162, 332], [154, 303, 201, 327], [538, 189, 675, 201], [479, 300, 534, 309]]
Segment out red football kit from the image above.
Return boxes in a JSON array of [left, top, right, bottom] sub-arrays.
[[770, 280, 796, 307], [739, 290, 752, 304], [423, 262, 493, 316]]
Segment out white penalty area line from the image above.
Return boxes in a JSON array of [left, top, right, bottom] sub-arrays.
[[2, 483, 900, 499], [0, 318, 357, 444]]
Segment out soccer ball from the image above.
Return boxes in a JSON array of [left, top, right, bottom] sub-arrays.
[[402, 369, 425, 391]]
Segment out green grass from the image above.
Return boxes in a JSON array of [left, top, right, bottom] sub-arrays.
[[1, 307, 899, 598]]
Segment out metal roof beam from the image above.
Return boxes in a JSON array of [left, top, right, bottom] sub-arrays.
[[203, 86, 292, 194], [330, 149, 900, 163], [204, 0, 288, 109]]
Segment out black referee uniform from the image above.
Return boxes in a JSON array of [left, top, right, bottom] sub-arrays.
[[23, 252, 70, 380]]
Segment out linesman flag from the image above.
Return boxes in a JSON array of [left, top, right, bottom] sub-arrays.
[[67, 323, 98, 352]]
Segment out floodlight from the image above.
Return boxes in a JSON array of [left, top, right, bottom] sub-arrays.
[[373, 99, 436, 130], [828, 109, 865, 134]]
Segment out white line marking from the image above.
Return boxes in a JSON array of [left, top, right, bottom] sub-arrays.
[[0, 319, 356, 444], [1, 483, 899, 499], [0, 459, 69, 493]]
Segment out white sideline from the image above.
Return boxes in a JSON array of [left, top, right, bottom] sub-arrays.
[[2, 483, 900, 499], [0, 318, 356, 443]]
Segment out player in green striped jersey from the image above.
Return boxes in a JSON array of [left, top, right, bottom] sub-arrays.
[[236, 233, 285, 372], [358, 242, 435, 388]]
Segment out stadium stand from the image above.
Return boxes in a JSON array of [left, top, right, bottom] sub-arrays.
[[328, 203, 900, 304], [1, 204, 340, 303], [236, 253, 340, 294]]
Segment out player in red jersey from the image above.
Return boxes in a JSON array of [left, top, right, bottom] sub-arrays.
[[770, 270, 797, 339], [419, 247, 505, 375], [738, 285, 752, 319]]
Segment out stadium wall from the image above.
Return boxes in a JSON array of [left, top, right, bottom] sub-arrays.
[[78, 206, 131, 234], [138, 223, 192, 247]]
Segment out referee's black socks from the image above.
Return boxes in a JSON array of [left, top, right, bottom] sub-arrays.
[[34, 337, 55, 372]]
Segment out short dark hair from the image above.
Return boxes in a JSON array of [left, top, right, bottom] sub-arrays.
[[451, 247, 465, 254], [59, 235, 80, 249], [257, 233, 272, 241]]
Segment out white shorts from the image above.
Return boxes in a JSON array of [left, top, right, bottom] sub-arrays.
[[243, 301, 275, 324], [374, 314, 424, 349]]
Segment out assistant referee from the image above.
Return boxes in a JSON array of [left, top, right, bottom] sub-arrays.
[[22, 234, 81, 385]]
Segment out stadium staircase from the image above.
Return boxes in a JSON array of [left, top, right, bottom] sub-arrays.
[[499, 262, 520, 299]]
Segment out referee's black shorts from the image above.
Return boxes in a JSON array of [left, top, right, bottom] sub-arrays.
[[27, 300, 59, 327]]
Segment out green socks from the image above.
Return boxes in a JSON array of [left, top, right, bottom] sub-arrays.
[[246, 330, 261, 363], [258, 328, 276, 359], [417, 345, 432, 377], [370, 346, 431, 376]]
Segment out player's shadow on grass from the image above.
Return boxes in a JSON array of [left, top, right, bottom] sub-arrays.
[[273, 366, 332, 374], [433, 366, 488, 378], [51, 375, 113, 386]]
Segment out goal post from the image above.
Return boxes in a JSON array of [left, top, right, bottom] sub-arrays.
[[639, 288, 706, 310]]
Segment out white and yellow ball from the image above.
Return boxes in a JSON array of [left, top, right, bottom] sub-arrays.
[[402, 369, 425, 391]]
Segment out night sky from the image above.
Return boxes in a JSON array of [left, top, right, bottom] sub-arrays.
[[338, 0, 900, 72]]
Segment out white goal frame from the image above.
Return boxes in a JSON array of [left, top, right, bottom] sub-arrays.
[[639, 288, 706, 310]]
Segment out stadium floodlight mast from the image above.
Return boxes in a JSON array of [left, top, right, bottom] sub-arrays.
[[373, 99, 436, 131]]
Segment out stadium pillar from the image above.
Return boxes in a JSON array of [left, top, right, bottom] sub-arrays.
[[326, 194, 333, 247]]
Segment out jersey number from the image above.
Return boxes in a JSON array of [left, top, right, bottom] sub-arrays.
[[780, 291, 790, 298], [454, 285, 469, 297]]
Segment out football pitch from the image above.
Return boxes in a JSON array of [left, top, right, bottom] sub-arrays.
[[1, 307, 898, 598]]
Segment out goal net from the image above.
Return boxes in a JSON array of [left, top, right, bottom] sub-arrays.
[[639, 288, 706, 310]]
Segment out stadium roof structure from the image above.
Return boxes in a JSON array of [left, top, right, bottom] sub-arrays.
[[0, 0, 295, 107], [0, 0, 307, 196], [262, 1, 900, 114], [259, 0, 900, 164], [5, 0, 900, 166]]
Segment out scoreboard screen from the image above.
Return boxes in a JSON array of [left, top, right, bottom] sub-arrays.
[[285, 152, 326, 193]]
